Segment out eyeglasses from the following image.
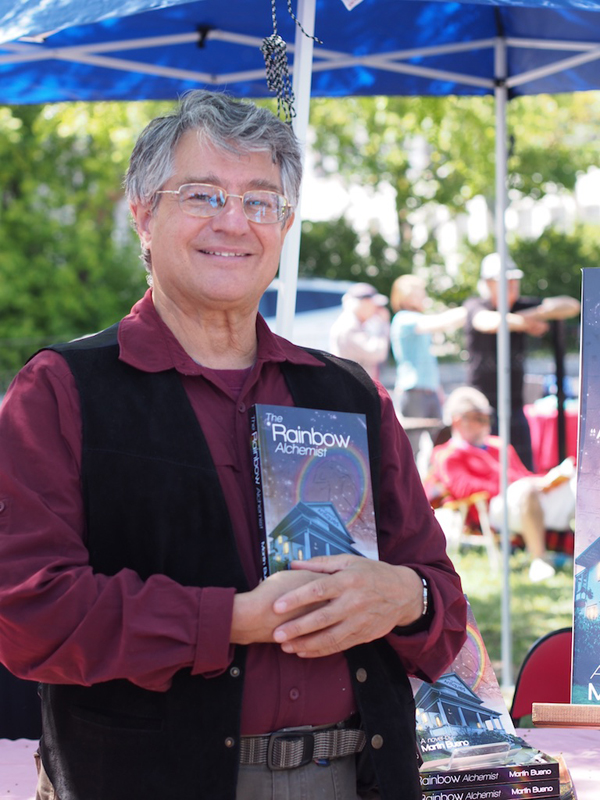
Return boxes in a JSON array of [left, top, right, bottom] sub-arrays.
[[155, 183, 293, 225]]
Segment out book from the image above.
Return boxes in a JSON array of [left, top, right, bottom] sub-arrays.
[[250, 403, 379, 576], [572, 267, 600, 706], [411, 600, 560, 791], [422, 780, 560, 799], [420, 758, 560, 791]]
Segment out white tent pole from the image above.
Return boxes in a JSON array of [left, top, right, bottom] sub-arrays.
[[495, 36, 513, 690], [275, 0, 316, 339]]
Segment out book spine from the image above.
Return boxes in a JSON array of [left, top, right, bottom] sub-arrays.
[[422, 779, 560, 800], [250, 408, 269, 581], [420, 763, 560, 791]]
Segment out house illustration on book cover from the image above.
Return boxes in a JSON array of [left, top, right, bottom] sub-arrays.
[[572, 268, 600, 705], [410, 599, 553, 775], [268, 501, 362, 572], [250, 404, 379, 575], [414, 671, 507, 748]]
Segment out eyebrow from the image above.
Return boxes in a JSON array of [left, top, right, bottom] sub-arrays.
[[181, 174, 284, 194]]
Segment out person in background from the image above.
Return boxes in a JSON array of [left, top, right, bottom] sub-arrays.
[[329, 282, 390, 381], [464, 252, 580, 470], [389, 274, 466, 457], [427, 386, 576, 582], [0, 90, 466, 800]]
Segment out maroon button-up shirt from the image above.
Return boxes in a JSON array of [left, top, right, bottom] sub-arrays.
[[0, 290, 465, 734]]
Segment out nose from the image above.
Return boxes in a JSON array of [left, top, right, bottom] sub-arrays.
[[212, 193, 249, 230]]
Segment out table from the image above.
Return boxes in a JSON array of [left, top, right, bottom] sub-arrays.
[[2, 729, 599, 800], [1, 738, 36, 800], [524, 403, 579, 473], [520, 726, 600, 800]]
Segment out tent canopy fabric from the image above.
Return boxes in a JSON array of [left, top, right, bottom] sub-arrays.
[[1, 0, 600, 105]]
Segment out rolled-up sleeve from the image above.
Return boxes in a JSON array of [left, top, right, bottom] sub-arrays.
[[375, 384, 467, 682]]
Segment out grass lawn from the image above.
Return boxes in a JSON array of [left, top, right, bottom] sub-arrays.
[[449, 546, 574, 692]]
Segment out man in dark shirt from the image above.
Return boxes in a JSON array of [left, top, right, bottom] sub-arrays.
[[464, 252, 580, 469], [0, 90, 466, 800]]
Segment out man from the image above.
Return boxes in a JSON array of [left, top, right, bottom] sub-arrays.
[[390, 274, 466, 457], [464, 252, 580, 470], [428, 386, 576, 582], [0, 91, 466, 800], [329, 282, 390, 381]]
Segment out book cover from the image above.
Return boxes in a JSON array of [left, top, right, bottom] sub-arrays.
[[422, 780, 560, 800], [411, 600, 560, 787], [250, 404, 379, 576], [572, 267, 600, 705]]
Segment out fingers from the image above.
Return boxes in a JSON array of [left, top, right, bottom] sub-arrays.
[[287, 554, 354, 574], [271, 563, 423, 658], [273, 555, 363, 613], [230, 570, 324, 645]]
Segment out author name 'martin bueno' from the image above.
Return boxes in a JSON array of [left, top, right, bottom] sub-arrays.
[[425, 786, 556, 800]]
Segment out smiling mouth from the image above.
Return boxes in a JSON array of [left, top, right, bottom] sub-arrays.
[[201, 249, 250, 257]]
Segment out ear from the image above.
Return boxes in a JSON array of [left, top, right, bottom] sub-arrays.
[[129, 201, 153, 250], [282, 210, 295, 237]]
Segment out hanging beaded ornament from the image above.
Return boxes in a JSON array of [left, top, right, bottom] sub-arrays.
[[260, 0, 322, 123]]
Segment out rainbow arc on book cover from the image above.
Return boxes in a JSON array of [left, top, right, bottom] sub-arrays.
[[250, 404, 379, 576]]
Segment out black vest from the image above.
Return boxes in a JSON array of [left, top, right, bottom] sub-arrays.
[[38, 325, 420, 800]]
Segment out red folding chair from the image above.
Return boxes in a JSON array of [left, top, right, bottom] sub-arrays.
[[509, 627, 572, 726]]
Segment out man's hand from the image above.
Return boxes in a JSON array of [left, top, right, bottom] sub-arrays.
[[270, 555, 424, 658], [230, 569, 325, 646]]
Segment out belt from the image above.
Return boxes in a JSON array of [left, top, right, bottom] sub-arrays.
[[239, 717, 366, 771]]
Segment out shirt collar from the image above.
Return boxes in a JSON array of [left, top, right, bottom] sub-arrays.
[[117, 288, 325, 374]]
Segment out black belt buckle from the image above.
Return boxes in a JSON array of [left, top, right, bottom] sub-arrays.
[[267, 726, 315, 771]]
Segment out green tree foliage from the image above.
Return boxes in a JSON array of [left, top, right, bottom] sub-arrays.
[[0, 102, 165, 389], [298, 216, 413, 297], [304, 93, 600, 304]]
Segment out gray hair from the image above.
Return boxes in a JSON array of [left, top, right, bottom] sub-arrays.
[[124, 90, 303, 272], [443, 386, 494, 426]]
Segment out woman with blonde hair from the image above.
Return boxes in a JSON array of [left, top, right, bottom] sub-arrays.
[[390, 274, 466, 456]]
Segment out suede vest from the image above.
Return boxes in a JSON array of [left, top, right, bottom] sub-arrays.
[[39, 325, 420, 800]]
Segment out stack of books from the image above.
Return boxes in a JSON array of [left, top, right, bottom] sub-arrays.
[[411, 602, 573, 800]]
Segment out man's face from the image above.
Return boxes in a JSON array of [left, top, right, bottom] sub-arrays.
[[131, 131, 294, 320], [486, 278, 521, 310], [455, 411, 492, 447]]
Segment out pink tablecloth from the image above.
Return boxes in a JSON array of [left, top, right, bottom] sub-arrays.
[[519, 726, 600, 800], [2, 729, 600, 799], [0, 738, 37, 800], [524, 404, 579, 473]]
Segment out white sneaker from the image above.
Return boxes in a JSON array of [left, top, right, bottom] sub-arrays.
[[529, 557, 556, 582]]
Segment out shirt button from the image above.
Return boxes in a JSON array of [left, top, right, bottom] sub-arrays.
[[238, 403, 246, 413], [371, 734, 384, 749], [356, 668, 368, 683], [224, 737, 235, 748], [229, 666, 241, 678], [289, 688, 300, 701]]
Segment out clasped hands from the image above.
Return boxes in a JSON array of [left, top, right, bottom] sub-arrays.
[[231, 555, 423, 658]]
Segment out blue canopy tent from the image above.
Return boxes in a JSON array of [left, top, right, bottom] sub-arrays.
[[1, 0, 599, 685], [2, 0, 600, 103]]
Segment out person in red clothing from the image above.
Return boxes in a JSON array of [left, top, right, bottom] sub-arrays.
[[428, 386, 576, 582], [0, 90, 466, 800]]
